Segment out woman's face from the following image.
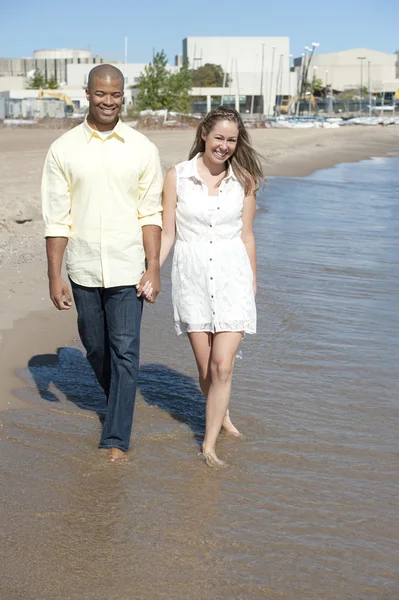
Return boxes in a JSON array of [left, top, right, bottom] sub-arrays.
[[202, 119, 239, 166]]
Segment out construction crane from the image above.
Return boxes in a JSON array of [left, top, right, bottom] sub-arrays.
[[279, 93, 317, 115], [38, 87, 76, 114]]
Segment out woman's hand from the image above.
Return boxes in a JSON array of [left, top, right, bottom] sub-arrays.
[[136, 279, 154, 303]]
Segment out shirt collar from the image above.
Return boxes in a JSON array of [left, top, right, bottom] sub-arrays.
[[183, 152, 237, 182], [83, 118, 125, 143]]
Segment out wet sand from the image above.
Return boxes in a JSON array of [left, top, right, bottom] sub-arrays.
[[0, 126, 399, 599]]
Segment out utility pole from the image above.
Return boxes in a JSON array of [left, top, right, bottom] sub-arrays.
[[357, 56, 366, 114], [268, 45, 276, 116], [259, 44, 265, 115], [300, 42, 319, 115], [368, 60, 372, 117]]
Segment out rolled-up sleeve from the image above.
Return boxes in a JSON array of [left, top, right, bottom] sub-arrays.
[[42, 147, 72, 238], [137, 143, 163, 228]]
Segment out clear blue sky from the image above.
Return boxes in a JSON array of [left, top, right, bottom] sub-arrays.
[[1, 0, 398, 62]]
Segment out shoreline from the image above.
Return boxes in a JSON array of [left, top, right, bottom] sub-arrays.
[[0, 125, 398, 411]]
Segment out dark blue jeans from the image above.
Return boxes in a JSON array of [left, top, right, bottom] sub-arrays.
[[71, 280, 143, 452]]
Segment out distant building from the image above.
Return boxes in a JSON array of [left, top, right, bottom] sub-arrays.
[[293, 48, 397, 93], [183, 36, 296, 114], [0, 49, 104, 85]]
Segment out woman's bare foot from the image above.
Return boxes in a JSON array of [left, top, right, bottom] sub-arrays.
[[106, 448, 127, 462], [222, 415, 244, 438], [199, 448, 227, 468]]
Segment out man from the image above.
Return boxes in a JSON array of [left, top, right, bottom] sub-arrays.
[[42, 64, 163, 461]]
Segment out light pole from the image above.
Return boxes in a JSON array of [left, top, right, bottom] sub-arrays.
[[309, 66, 317, 113], [357, 56, 366, 114], [325, 69, 331, 114], [259, 44, 265, 115], [268, 45, 276, 116], [368, 60, 372, 116], [299, 42, 319, 115], [288, 54, 293, 113], [296, 52, 305, 116], [251, 53, 258, 116], [279, 54, 284, 113], [275, 53, 284, 115]]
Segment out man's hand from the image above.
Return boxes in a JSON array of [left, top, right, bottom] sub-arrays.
[[136, 265, 160, 303], [49, 276, 72, 310]]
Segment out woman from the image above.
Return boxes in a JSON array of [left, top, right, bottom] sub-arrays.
[[143, 106, 263, 466]]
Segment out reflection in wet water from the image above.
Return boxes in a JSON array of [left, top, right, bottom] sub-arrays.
[[1, 157, 399, 599]]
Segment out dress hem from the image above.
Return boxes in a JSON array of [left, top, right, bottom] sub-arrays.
[[174, 323, 256, 337]]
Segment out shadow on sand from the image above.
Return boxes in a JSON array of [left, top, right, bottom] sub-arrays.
[[27, 348, 205, 442]]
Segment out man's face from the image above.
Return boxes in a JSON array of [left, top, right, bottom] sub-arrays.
[[86, 76, 124, 129]]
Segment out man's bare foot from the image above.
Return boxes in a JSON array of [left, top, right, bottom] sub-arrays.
[[199, 448, 227, 469], [106, 448, 127, 462]]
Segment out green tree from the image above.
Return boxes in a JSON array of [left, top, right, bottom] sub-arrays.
[[136, 50, 170, 110], [27, 69, 46, 89], [46, 76, 59, 89], [136, 51, 193, 112], [305, 75, 324, 94], [167, 62, 192, 112], [192, 63, 230, 87]]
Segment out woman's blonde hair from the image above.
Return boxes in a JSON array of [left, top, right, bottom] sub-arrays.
[[189, 106, 264, 194]]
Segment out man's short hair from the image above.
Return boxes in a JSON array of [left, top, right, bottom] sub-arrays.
[[87, 64, 124, 90]]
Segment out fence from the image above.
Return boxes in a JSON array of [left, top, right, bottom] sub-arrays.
[[0, 97, 67, 119]]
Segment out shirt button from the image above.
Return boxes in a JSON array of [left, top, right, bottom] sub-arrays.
[[213, 311, 215, 315], [217, 207, 220, 210], [210, 258, 212, 261], [210, 277, 213, 280], [210, 241, 213, 244], [211, 295, 214, 298], [210, 224, 212, 227]]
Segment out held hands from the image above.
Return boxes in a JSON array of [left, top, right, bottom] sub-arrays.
[[49, 276, 72, 310], [136, 266, 160, 304]]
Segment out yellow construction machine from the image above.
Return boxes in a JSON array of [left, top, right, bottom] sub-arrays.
[[38, 88, 76, 114], [279, 93, 317, 115]]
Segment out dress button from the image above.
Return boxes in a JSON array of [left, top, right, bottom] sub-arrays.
[[210, 277, 213, 280], [210, 258, 212, 261], [211, 295, 214, 298], [217, 207, 220, 210], [210, 241, 213, 244], [210, 224, 212, 227]]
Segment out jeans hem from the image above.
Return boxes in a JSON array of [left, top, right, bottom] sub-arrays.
[[99, 444, 127, 452]]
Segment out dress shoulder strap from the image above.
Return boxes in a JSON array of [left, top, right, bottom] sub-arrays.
[[174, 160, 189, 199]]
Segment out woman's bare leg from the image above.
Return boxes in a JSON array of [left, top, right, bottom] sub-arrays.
[[202, 332, 242, 466], [188, 332, 241, 437]]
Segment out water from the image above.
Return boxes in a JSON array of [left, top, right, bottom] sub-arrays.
[[1, 157, 399, 599]]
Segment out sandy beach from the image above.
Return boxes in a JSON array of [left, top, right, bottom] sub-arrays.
[[1, 123, 399, 600], [0, 124, 398, 411]]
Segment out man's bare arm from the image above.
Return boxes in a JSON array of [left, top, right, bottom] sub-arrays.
[[46, 237, 72, 310]]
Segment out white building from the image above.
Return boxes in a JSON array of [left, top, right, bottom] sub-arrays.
[[66, 62, 179, 89], [183, 36, 296, 114], [33, 48, 92, 61], [0, 48, 104, 86], [294, 47, 397, 93]]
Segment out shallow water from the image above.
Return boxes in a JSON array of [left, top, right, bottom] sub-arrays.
[[1, 157, 399, 599]]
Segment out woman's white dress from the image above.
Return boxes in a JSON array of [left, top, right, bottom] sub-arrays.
[[172, 153, 257, 336]]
